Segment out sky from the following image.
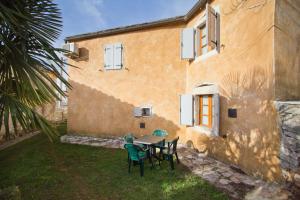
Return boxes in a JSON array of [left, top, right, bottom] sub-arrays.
[[54, 0, 198, 47]]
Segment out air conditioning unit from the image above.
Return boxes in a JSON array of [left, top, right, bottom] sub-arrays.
[[62, 43, 79, 58]]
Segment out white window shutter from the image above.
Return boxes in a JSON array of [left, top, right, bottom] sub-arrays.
[[181, 28, 195, 59], [206, 4, 217, 50], [133, 107, 142, 117], [180, 94, 194, 126], [212, 94, 220, 136], [113, 43, 123, 69], [104, 44, 114, 69]]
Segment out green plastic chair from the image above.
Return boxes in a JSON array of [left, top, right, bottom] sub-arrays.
[[162, 137, 180, 170], [152, 129, 168, 137], [124, 143, 148, 177], [123, 133, 135, 143], [152, 129, 168, 157]]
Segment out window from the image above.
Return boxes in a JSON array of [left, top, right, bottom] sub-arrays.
[[179, 84, 220, 136], [134, 106, 152, 117], [180, 4, 219, 60], [104, 43, 123, 70], [198, 24, 208, 56], [141, 107, 151, 117], [199, 95, 212, 128]]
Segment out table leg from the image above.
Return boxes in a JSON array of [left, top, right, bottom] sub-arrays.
[[147, 148, 154, 169]]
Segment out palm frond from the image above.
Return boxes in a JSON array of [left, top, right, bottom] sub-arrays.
[[0, 0, 69, 140]]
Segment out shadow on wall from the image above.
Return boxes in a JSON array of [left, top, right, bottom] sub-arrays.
[[74, 47, 89, 62], [195, 67, 281, 181], [68, 80, 180, 139]]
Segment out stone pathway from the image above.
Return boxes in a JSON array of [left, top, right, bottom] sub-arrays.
[[60, 135, 294, 200]]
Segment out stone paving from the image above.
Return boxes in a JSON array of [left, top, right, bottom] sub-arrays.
[[0, 131, 40, 151], [60, 135, 295, 200]]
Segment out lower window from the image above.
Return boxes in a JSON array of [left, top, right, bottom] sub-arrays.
[[199, 95, 213, 128]]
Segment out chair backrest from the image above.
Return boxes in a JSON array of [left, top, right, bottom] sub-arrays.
[[152, 129, 168, 137], [124, 143, 140, 161], [123, 133, 134, 143], [168, 136, 179, 153]]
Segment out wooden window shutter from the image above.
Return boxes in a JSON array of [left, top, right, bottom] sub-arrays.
[[195, 28, 200, 57], [180, 94, 194, 126], [181, 28, 195, 59], [104, 44, 114, 69], [206, 4, 217, 50], [113, 43, 123, 69]]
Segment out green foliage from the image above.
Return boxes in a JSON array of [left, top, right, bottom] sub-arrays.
[[0, 125, 228, 200], [0, 0, 70, 140]]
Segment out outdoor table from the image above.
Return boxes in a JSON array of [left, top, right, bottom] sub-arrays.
[[134, 135, 165, 145], [134, 135, 166, 166]]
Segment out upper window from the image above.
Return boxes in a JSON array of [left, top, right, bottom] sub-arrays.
[[198, 24, 208, 56], [104, 43, 123, 70], [181, 4, 219, 60]]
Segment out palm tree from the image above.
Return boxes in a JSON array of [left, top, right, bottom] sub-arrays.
[[0, 0, 70, 141]]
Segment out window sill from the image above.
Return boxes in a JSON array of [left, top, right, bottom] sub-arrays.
[[194, 49, 219, 63], [104, 68, 122, 71], [192, 125, 216, 137]]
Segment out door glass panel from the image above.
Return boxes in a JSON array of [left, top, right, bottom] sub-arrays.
[[202, 105, 209, 115], [202, 37, 207, 46], [202, 96, 208, 105], [202, 116, 208, 125]]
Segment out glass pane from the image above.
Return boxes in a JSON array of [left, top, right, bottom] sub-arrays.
[[202, 116, 209, 125], [202, 36, 207, 46], [202, 96, 208, 105], [202, 105, 209, 115], [201, 46, 208, 55], [201, 26, 206, 36]]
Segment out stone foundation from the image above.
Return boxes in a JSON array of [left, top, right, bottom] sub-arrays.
[[275, 101, 300, 186]]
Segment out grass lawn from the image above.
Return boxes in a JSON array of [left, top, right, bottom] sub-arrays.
[[0, 123, 229, 200]]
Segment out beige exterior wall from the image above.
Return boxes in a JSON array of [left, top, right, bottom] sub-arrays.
[[68, 23, 187, 138], [184, 0, 280, 181], [67, 0, 299, 181]]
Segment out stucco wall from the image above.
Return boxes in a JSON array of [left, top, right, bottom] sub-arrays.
[[68, 23, 187, 138], [67, 0, 290, 181], [183, 0, 281, 181], [274, 0, 300, 100]]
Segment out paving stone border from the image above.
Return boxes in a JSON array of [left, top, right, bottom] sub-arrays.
[[0, 131, 40, 151], [60, 135, 293, 200]]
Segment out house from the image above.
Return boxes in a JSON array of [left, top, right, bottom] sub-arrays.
[[64, 0, 300, 182]]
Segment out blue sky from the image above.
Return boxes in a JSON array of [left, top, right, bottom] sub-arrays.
[[54, 0, 198, 47]]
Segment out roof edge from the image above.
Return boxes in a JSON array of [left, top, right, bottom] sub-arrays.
[[65, 0, 206, 42]]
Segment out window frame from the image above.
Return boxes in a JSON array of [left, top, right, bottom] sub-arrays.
[[199, 95, 213, 128], [197, 24, 208, 57], [193, 5, 220, 62], [133, 106, 153, 118]]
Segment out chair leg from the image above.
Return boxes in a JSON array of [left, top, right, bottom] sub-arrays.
[[139, 160, 144, 177], [147, 150, 154, 169], [128, 159, 131, 173], [175, 152, 180, 163], [169, 155, 174, 170]]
